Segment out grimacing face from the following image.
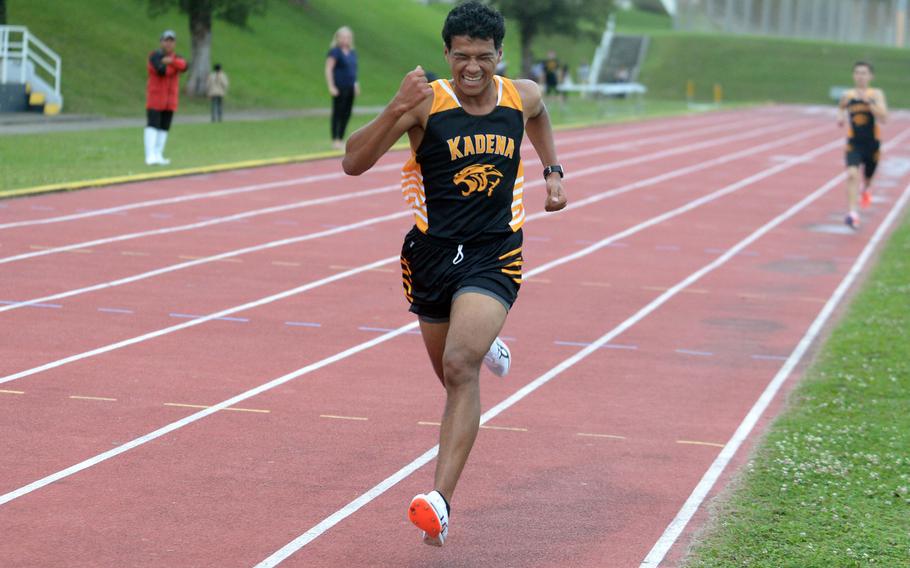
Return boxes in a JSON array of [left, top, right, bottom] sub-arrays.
[[445, 35, 501, 99], [160, 37, 175, 54], [853, 65, 872, 89]]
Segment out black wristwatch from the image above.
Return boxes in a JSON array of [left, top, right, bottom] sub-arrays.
[[543, 164, 564, 179]]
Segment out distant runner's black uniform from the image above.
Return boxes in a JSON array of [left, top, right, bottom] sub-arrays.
[[844, 90, 881, 180]]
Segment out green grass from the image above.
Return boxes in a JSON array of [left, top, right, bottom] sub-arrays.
[[0, 97, 692, 193], [614, 7, 674, 33], [684, 216, 910, 567], [12, 0, 910, 117], [0, 114, 372, 191], [8, 0, 456, 116], [641, 33, 910, 107]]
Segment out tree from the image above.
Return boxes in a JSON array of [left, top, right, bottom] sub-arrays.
[[492, 0, 612, 78], [147, 0, 265, 96], [0, 0, 6, 25]]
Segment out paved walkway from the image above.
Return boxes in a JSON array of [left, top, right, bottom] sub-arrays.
[[0, 106, 384, 135]]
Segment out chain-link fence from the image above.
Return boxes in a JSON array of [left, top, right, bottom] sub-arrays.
[[675, 0, 910, 47]]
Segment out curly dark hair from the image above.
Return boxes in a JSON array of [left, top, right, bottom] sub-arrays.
[[442, 1, 505, 50]]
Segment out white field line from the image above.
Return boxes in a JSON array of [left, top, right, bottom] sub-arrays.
[[0, 126, 878, 510], [0, 184, 394, 265], [0, 211, 410, 313], [0, 130, 838, 384], [0, 121, 821, 313], [638, 179, 910, 563], [0, 118, 792, 265], [0, 164, 400, 230], [0, 112, 746, 230], [254, 128, 910, 567]]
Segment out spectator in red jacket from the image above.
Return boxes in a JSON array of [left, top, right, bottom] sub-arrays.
[[145, 29, 187, 165]]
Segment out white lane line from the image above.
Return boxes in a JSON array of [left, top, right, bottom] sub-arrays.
[[537, 115, 773, 164], [0, 126, 880, 516], [641, 185, 910, 568], [0, 129, 845, 381], [0, 257, 399, 385], [0, 212, 409, 313], [0, 113, 742, 231], [0, 122, 823, 313], [555, 123, 832, 215], [0, 165, 401, 231], [254, 134, 910, 568], [639, 181, 910, 568], [0, 321, 420, 507], [0, 185, 398, 265], [0, 119, 794, 266]]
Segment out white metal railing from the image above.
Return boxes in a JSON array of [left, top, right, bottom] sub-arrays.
[[0, 25, 61, 96], [587, 14, 616, 88]]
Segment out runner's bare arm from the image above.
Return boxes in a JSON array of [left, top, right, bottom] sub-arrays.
[[516, 79, 567, 212], [836, 91, 849, 127], [342, 66, 433, 176], [870, 89, 888, 123]]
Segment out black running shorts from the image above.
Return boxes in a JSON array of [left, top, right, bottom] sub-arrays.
[[845, 140, 880, 180], [399, 226, 523, 322]]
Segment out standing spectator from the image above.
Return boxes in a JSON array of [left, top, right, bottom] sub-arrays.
[[543, 50, 562, 97], [145, 29, 187, 166], [206, 63, 230, 123], [325, 26, 359, 150]]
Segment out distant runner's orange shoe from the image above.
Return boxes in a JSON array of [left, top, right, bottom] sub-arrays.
[[860, 189, 872, 208], [408, 490, 449, 547]]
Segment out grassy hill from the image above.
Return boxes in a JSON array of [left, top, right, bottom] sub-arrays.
[[640, 32, 910, 106], [8, 1, 910, 116], [8, 0, 523, 116]]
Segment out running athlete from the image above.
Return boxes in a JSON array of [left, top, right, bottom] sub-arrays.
[[342, 1, 567, 547], [838, 61, 888, 229]]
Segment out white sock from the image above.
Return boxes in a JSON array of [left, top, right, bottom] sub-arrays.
[[144, 127, 157, 164], [155, 129, 170, 164]]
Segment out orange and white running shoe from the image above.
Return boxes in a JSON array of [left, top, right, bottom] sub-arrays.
[[408, 490, 449, 547], [861, 189, 872, 208], [483, 336, 511, 377]]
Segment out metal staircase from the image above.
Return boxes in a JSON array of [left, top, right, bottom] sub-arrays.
[[0, 26, 63, 115]]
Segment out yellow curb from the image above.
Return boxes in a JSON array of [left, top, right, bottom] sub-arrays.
[[0, 151, 341, 199], [0, 141, 410, 200]]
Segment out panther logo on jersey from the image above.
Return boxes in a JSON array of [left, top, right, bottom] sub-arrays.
[[453, 164, 503, 197]]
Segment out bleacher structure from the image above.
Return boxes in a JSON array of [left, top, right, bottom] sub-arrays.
[[558, 15, 649, 100], [0, 26, 63, 115]]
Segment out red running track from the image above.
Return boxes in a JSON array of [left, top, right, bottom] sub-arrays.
[[1, 106, 909, 567]]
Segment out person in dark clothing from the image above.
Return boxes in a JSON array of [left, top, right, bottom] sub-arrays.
[[145, 29, 187, 165], [543, 50, 562, 96], [325, 26, 360, 149]]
